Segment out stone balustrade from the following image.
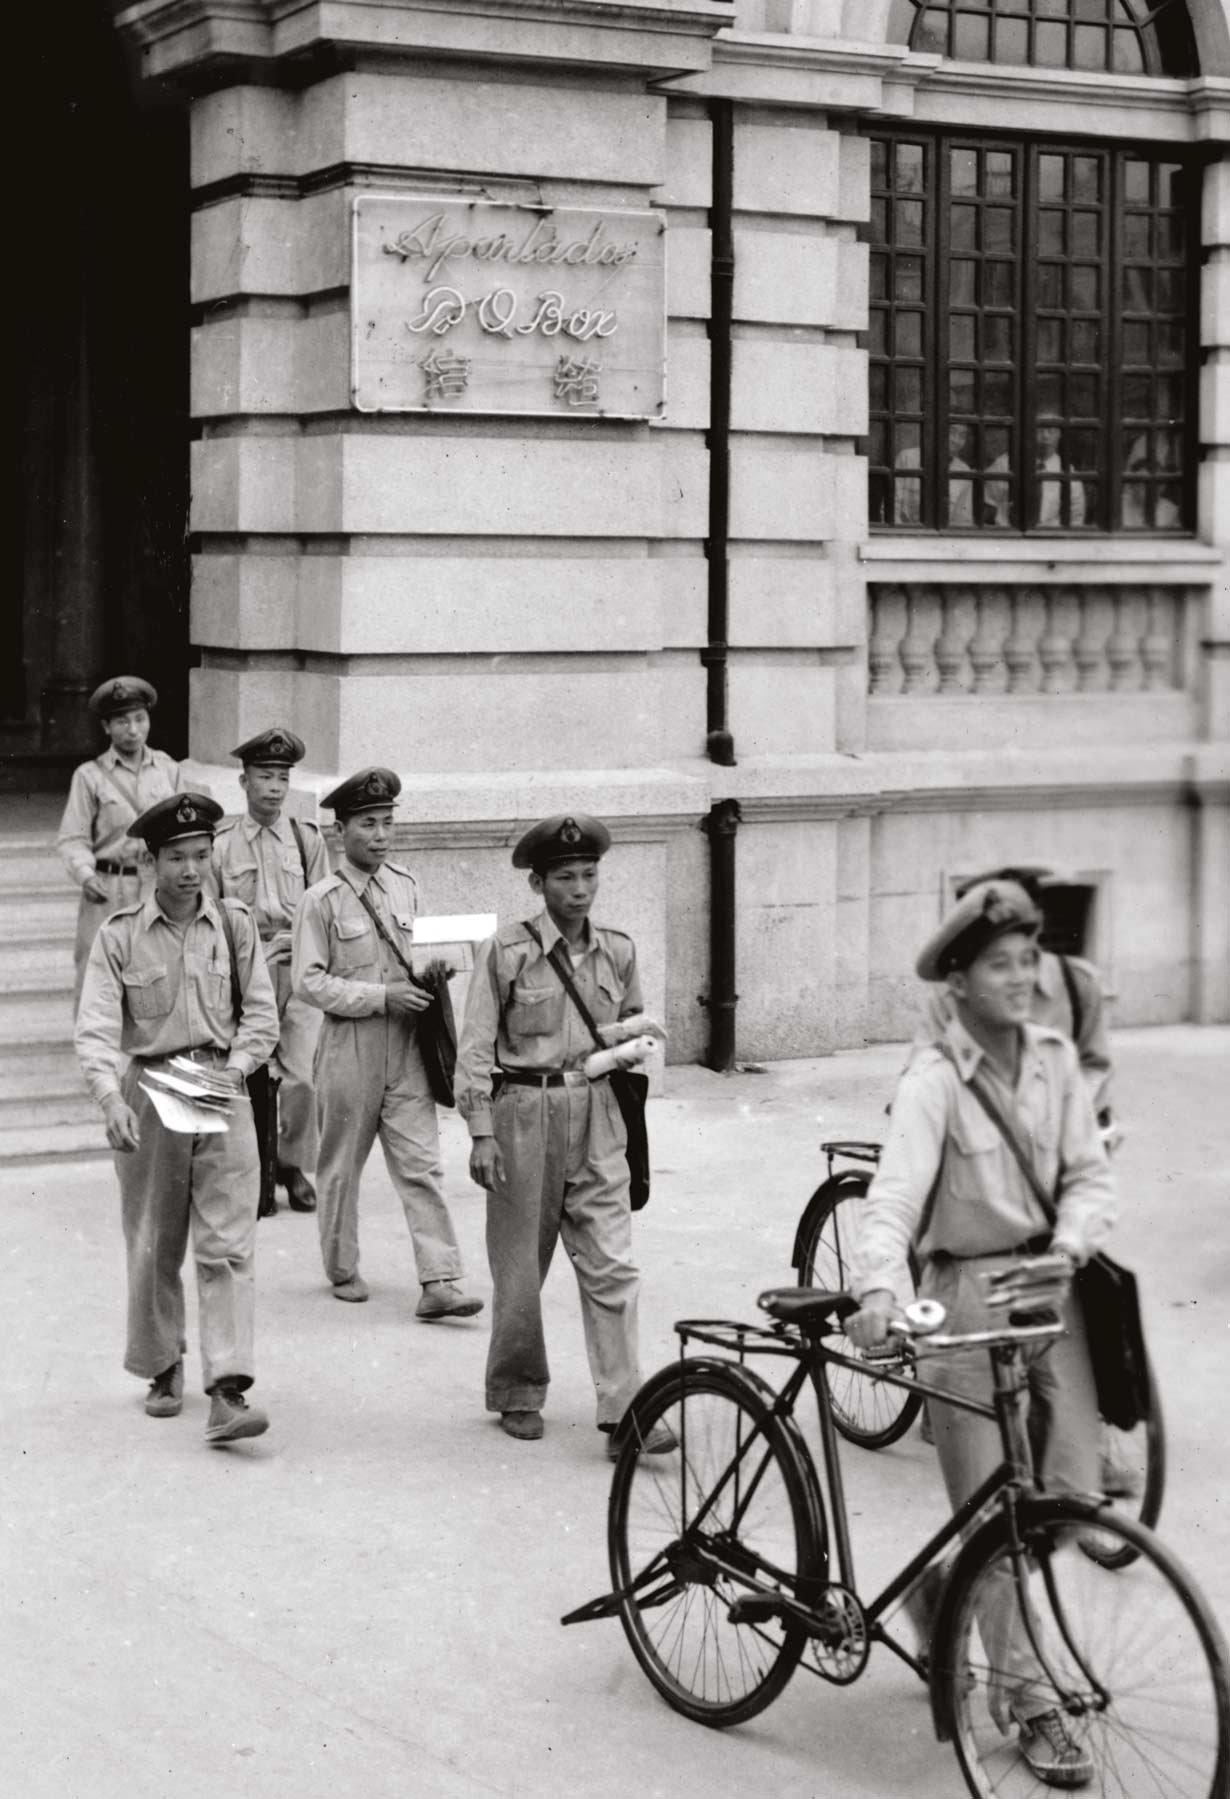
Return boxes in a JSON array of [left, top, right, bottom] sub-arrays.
[[868, 584, 1192, 697]]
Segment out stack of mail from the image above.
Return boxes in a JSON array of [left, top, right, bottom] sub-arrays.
[[139, 1056, 236, 1134], [410, 914, 497, 978]]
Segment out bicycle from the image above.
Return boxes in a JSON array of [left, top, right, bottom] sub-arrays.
[[564, 1281, 1227, 1796], [793, 1139, 1165, 1565]]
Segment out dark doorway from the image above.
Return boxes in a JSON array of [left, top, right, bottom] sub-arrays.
[[4, 2, 190, 788]]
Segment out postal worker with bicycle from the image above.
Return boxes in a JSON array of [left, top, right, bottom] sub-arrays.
[[455, 814, 670, 1456], [847, 878, 1117, 1788]]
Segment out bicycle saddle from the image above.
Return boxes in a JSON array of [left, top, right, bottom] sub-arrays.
[[758, 1287, 859, 1333]]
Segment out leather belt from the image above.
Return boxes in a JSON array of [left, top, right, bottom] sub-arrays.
[[96, 859, 140, 876], [931, 1234, 1052, 1264], [498, 1068, 593, 1089], [138, 1046, 229, 1066]]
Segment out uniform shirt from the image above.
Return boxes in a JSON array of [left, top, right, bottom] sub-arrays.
[[75, 893, 279, 1105], [57, 746, 183, 885], [291, 857, 421, 1019], [851, 1013, 1116, 1307], [212, 812, 330, 941], [455, 911, 643, 1138], [921, 950, 1112, 1117]]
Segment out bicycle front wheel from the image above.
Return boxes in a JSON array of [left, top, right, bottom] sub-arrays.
[[797, 1173, 923, 1449], [937, 1498, 1228, 1797], [608, 1362, 825, 1728]]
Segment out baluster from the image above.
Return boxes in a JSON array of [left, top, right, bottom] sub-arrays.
[[899, 586, 934, 693], [1139, 586, 1174, 691], [1003, 588, 1037, 694], [1073, 588, 1105, 692], [968, 587, 1004, 694], [1037, 587, 1073, 694], [1106, 590, 1142, 692], [868, 586, 903, 695], [934, 587, 969, 694]]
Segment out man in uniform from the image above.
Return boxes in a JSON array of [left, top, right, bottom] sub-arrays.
[[75, 793, 280, 1444], [212, 727, 330, 1211], [57, 676, 184, 1006], [455, 814, 670, 1456], [847, 879, 1115, 1788], [291, 766, 482, 1319]]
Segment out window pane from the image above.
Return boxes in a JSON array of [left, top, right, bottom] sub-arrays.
[[896, 143, 925, 192], [1124, 161, 1151, 205], [1037, 22, 1068, 66], [1037, 264, 1063, 307], [984, 316, 1014, 360], [1073, 25, 1107, 69], [1160, 164, 1184, 208], [1036, 318, 1064, 362], [1072, 157, 1101, 202], [915, 12, 949, 56], [996, 19, 1029, 61], [869, 364, 888, 411], [896, 312, 923, 357], [1039, 210, 1064, 255], [1068, 428, 1098, 469], [868, 312, 888, 355], [872, 197, 889, 240], [870, 255, 888, 301], [984, 207, 1014, 253], [1123, 322, 1151, 363], [896, 422, 922, 458], [1122, 265, 1151, 309], [894, 476, 922, 524], [1122, 376, 1152, 419], [1037, 373, 1063, 414], [1071, 211, 1099, 257], [949, 370, 976, 412], [951, 259, 977, 304], [984, 370, 1013, 413], [954, 14, 990, 59], [950, 148, 979, 195], [950, 204, 977, 249], [984, 262, 1015, 306], [895, 367, 923, 410], [1069, 266, 1099, 308], [986, 152, 1014, 198], [871, 139, 888, 186], [896, 257, 924, 300], [896, 200, 925, 245], [1112, 30, 1144, 73], [950, 315, 976, 360], [1070, 320, 1099, 362], [1158, 321, 1185, 364], [1158, 214, 1186, 259], [1156, 269, 1182, 310], [1039, 155, 1066, 202], [1070, 373, 1099, 415], [869, 421, 888, 463], [1157, 375, 1185, 419], [1074, 0, 1107, 20]]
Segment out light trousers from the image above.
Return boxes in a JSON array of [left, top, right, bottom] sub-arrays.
[[921, 1252, 1100, 1727], [485, 1078, 641, 1426], [314, 1011, 462, 1288], [117, 1064, 260, 1392], [268, 959, 320, 1173]]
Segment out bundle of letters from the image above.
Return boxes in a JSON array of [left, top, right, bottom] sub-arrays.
[[138, 1057, 236, 1134]]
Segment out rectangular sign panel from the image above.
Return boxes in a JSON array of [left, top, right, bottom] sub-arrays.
[[351, 195, 666, 420]]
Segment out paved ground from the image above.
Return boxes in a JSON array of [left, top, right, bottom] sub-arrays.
[[2, 1026, 1227, 1799]]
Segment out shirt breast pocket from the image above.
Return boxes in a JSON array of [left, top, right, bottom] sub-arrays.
[[226, 866, 258, 907], [945, 1114, 1004, 1204], [508, 984, 563, 1039], [333, 917, 376, 972], [207, 957, 232, 1011], [280, 853, 305, 901], [593, 975, 623, 1028], [122, 964, 173, 1021]]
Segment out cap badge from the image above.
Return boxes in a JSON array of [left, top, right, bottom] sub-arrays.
[[560, 818, 581, 845], [175, 798, 197, 825]]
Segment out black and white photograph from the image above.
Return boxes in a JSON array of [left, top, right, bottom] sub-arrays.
[[2, 2, 1228, 1795]]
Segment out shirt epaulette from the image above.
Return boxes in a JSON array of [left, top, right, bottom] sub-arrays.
[[495, 920, 536, 947], [311, 872, 347, 899], [101, 902, 144, 929], [595, 924, 633, 945], [383, 860, 417, 882], [214, 816, 241, 836]]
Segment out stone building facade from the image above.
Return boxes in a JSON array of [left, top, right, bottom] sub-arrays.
[[96, 0, 1230, 1057]]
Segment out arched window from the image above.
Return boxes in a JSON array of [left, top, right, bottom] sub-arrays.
[[889, 0, 1198, 77], [869, 2, 1201, 534]]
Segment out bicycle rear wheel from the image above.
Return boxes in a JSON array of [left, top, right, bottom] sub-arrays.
[[936, 1497, 1228, 1797], [797, 1173, 923, 1449], [608, 1362, 825, 1728], [1083, 1356, 1165, 1569]]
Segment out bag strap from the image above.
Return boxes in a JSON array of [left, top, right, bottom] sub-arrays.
[[216, 900, 244, 1026], [524, 920, 606, 1053], [937, 1042, 1059, 1229], [289, 815, 310, 883], [355, 882, 427, 991], [93, 756, 141, 823], [1058, 953, 1084, 1044]]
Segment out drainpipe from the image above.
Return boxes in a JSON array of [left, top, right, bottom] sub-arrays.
[[703, 98, 739, 1072]]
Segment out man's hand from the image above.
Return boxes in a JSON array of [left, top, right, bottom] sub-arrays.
[[102, 1095, 141, 1153], [385, 980, 432, 1018], [264, 932, 293, 966], [469, 1137, 505, 1192], [846, 1289, 901, 1352], [82, 874, 110, 904], [222, 1067, 248, 1093]]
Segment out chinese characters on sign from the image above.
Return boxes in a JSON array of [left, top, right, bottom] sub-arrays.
[[351, 197, 666, 419]]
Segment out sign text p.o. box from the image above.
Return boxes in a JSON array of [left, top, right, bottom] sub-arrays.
[[351, 196, 666, 420]]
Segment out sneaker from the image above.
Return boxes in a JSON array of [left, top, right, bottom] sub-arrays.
[[500, 1410, 544, 1441], [602, 1420, 679, 1462], [1014, 1709, 1094, 1788], [205, 1386, 269, 1445], [415, 1280, 483, 1321], [332, 1276, 370, 1303], [145, 1361, 184, 1418], [1099, 1448, 1144, 1501]]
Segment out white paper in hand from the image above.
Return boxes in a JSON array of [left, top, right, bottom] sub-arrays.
[[410, 913, 498, 976], [139, 1081, 230, 1134]]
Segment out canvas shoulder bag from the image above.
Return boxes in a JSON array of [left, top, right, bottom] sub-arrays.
[[524, 922, 650, 1213]]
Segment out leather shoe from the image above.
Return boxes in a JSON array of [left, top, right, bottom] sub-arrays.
[[206, 1386, 269, 1444], [283, 1168, 317, 1213], [500, 1410, 544, 1441], [332, 1276, 370, 1303], [145, 1361, 184, 1418], [416, 1280, 483, 1321]]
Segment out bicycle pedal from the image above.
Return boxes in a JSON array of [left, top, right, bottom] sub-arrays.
[[727, 1595, 787, 1625]]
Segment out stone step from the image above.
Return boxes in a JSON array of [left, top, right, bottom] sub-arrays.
[[0, 1044, 81, 1082], [0, 882, 78, 923], [0, 847, 71, 889], [0, 939, 75, 984], [0, 964, 74, 997], [0, 1089, 96, 1127], [0, 1118, 109, 1167], [0, 991, 76, 1042]]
